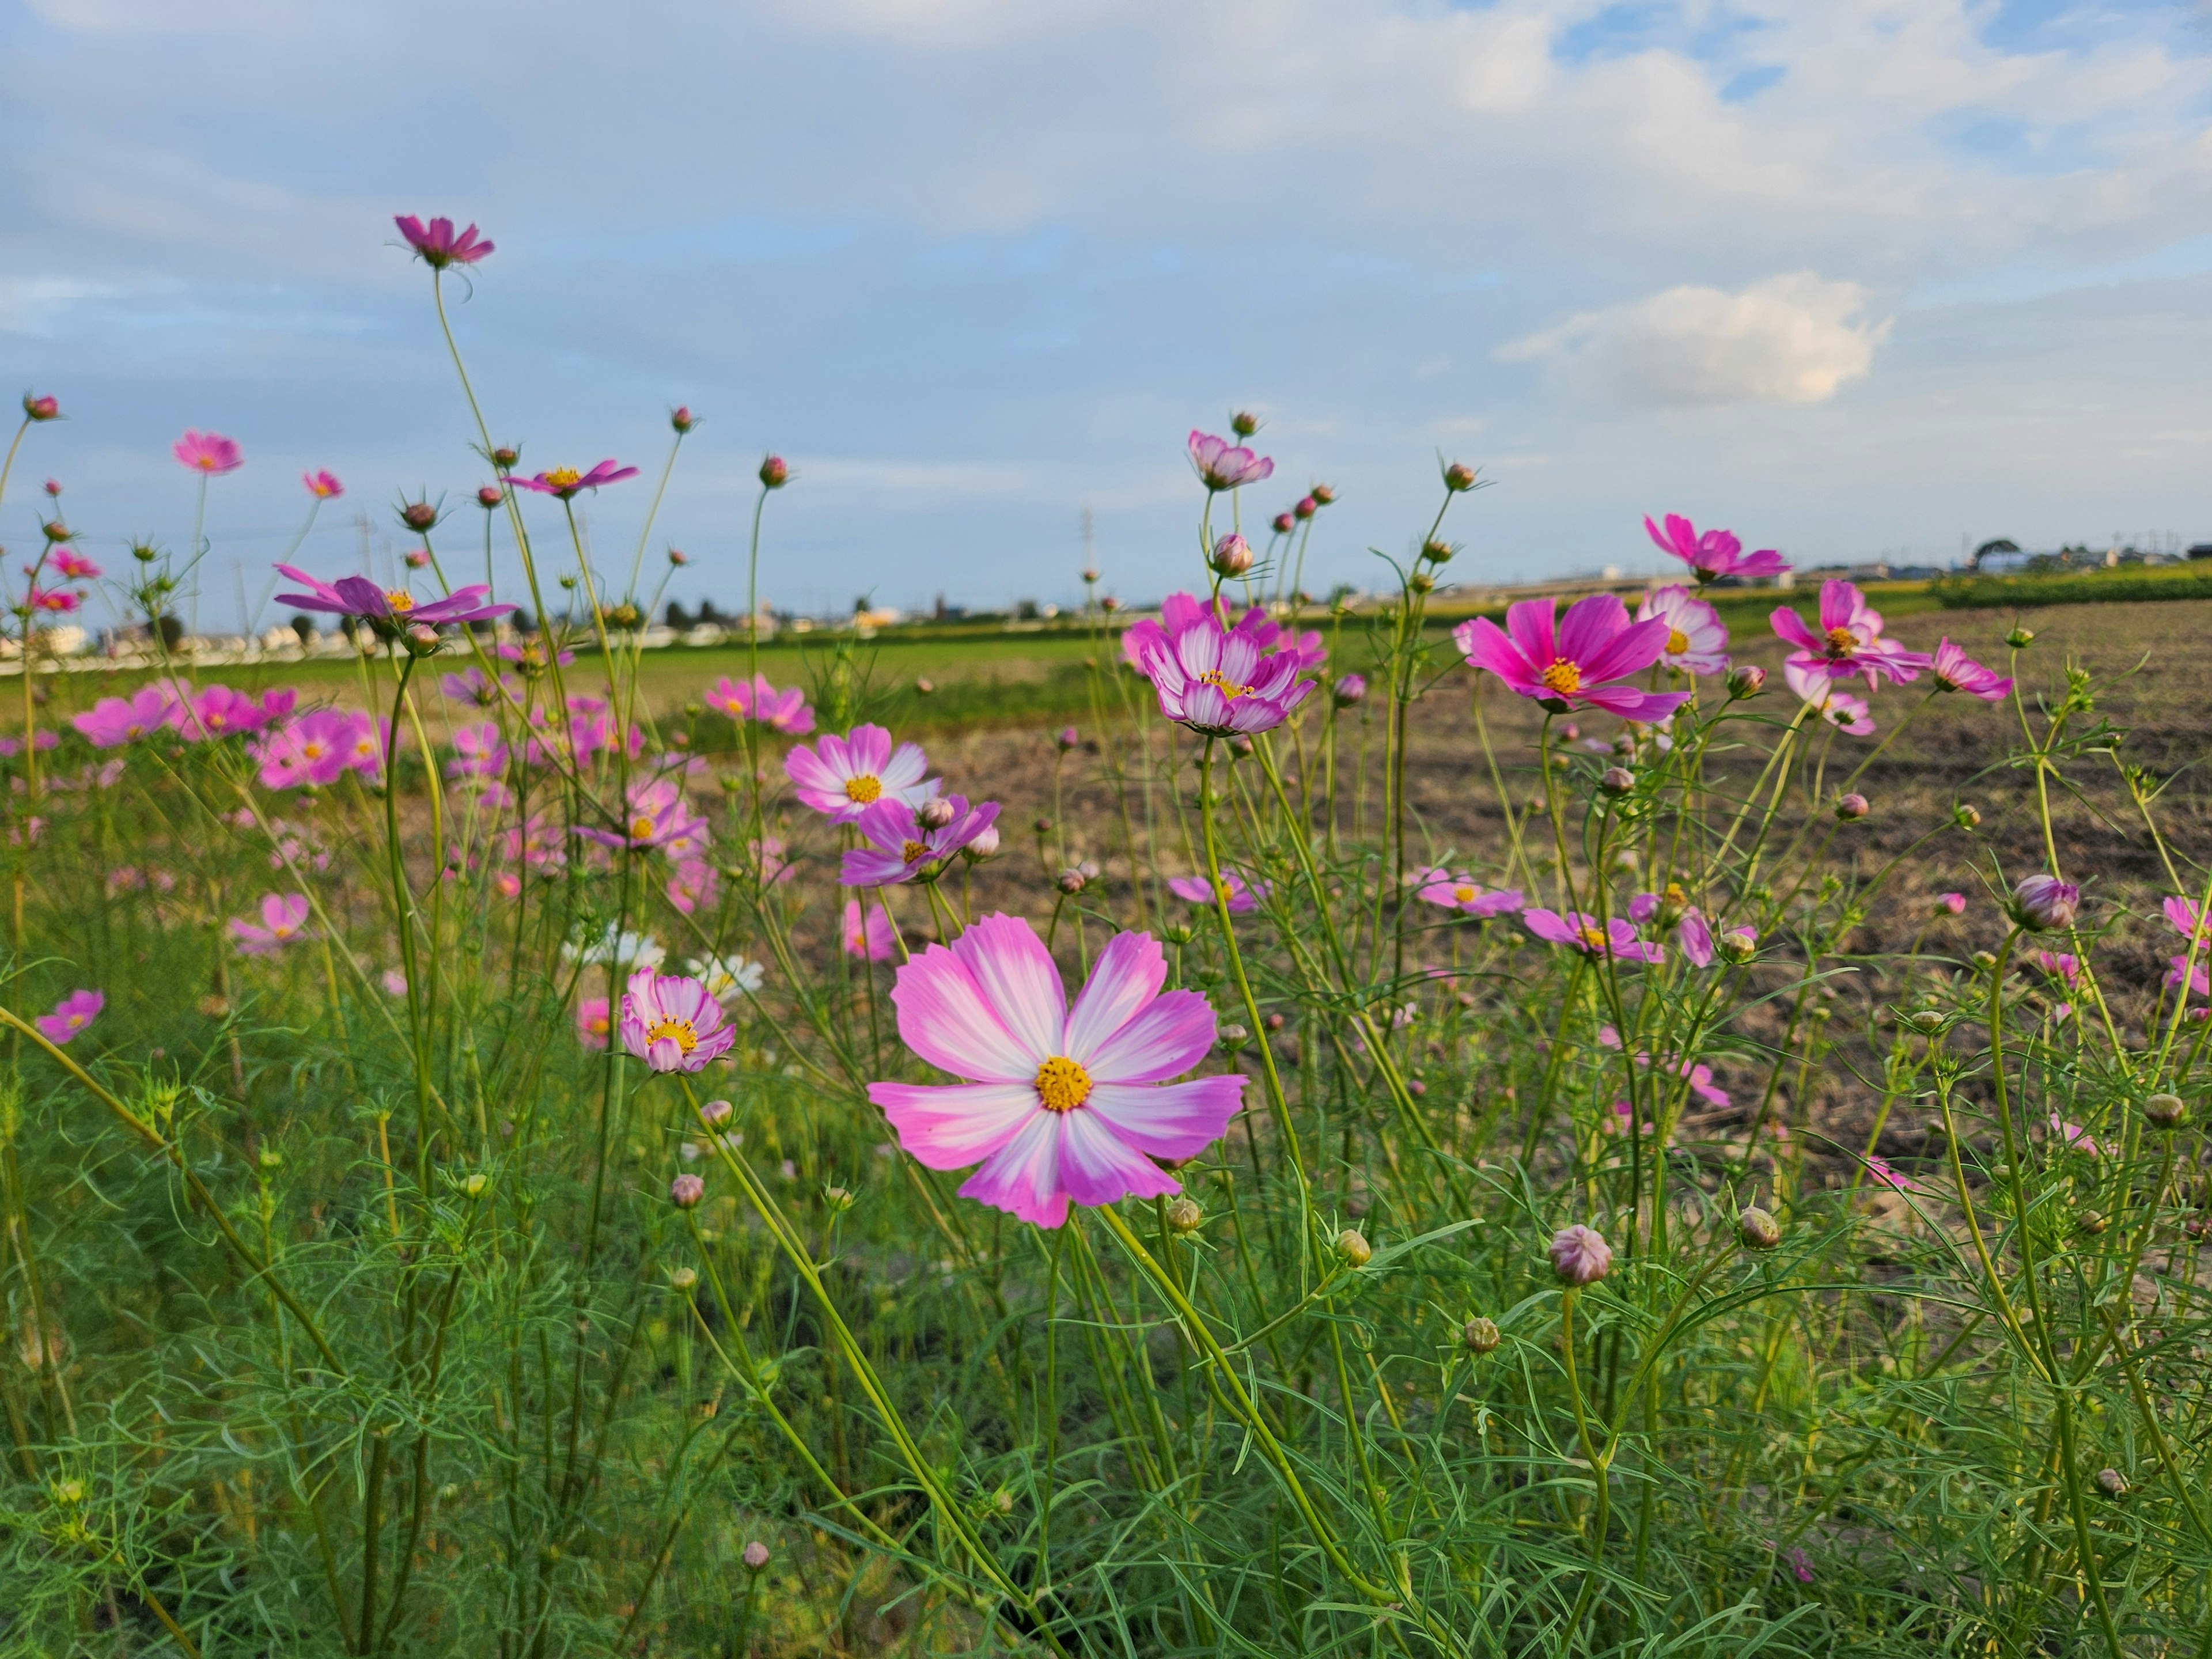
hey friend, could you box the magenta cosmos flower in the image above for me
[1455,594,1688,723]
[510,461,639,499]
[1628,888,1715,966]
[26,585,79,614]
[1634,585,1729,675]
[2163,896,2210,946]
[1187,430,1274,491]
[1930,638,2011,701]
[274,563,514,635]
[842,897,895,962]
[1415,869,1523,918]
[706,674,815,735]
[1523,908,1664,964]
[618,969,735,1073]
[172,684,279,741]
[36,989,103,1046]
[786,725,937,823]
[231,893,311,956]
[1643,513,1788,585]
[51,548,101,581]
[174,430,243,475]
[575,996,612,1050]
[395,214,494,269]
[1132,593,1316,737]
[73,685,179,747]
[1771,579,1929,687]
[842,796,1000,887]
[1166,873,1269,913]
[252,709,384,790]
[869,914,1244,1228]
[303,469,344,499]
[1783,660,1874,736]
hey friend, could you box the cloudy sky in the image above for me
[3,0,2209,628]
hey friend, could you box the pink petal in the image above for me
[1063,931,1167,1062]
[1084,1076,1243,1160]
[1082,988,1215,1083]
[1502,599,1558,668]
[1554,593,1629,668]
[889,944,1036,1081]
[1455,618,1534,686]
[948,913,1066,1060]
[1055,1108,1180,1208]
[959,1112,1069,1227]
[869,1081,1038,1169]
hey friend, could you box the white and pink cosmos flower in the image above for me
[1166,873,1270,913]
[842,796,1000,887]
[1783,661,1874,736]
[1643,513,1788,585]
[1131,593,1316,738]
[618,969,734,1073]
[707,674,815,735]
[230,893,312,956]
[868,914,1244,1228]
[1771,579,1930,687]
[1187,430,1274,492]
[1634,585,1729,676]
[786,725,938,823]
[1930,638,2012,701]
[1414,869,1523,918]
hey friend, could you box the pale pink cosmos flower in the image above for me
[1783,660,1874,736]
[1455,595,1688,723]
[1931,638,2010,700]
[1634,585,1729,675]
[1771,579,1930,687]
[1166,873,1270,913]
[395,215,494,269]
[842,897,895,962]
[2164,957,2208,999]
[230,893,311,956]
[73,685,180,748]
[446,721,507,779]
[173,430,243,475]
[2034,950,2080,988]
[1550,1224,1612,1284]
[666,858,719,916]
[2047,1113,2105,1156]
[1414,869,1523,918]
[303,470,344,500]
[706,674,815,735]
[1643,513,1789,585]
[619,969,736,1073]
[1187,430,1274,491]
[381,970,409,996]
[1627,889,1714,965]
[575,778,709,854]
[1523,908,1665,964]
[841,795,1000,887]
[868,914,1244,1229]
[36,989,103,1045]
[575,997,611,1050]
[786,725,937,823]
[1134,594,1317,737]
[2162,896,2210,946]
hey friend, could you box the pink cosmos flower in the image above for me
[1523,908,1665,964]
[786,725,937,823]
[274,564,514,635]
[1864,1155,1922,1195]
[619,969,735,1073]
[666,858,720,916]
[2162,896,2209,945]
[1132,593,1316,737]
[2034,950,2080,988]
[868,914,1244,1229]
[842,795,1000,887]
[50,548,101,580]
[381,969,409,997]
[73,685,180,747]
[1550,1224,1612,1284]
[395,215,494,269]
[2047,1113,2105,1156]
[2166,957,2210,999]
[230,893,311,956]
[1454,594,1688,723]
[173,431,243,475]
[440,665,501,706]
[1414,870,1523,918]
[1789,1549,1815,1584]
[1166,873,1270,913]
[497,637,574,671]
[706,674,815,735]
[253,709,384,790]
[842,897,895,961]
[1771,579,1930,687]
[303,470,344,500]
[1931,638,2010,700]
[172,684,276,741]
[1938,892,1967,915]
[1627,890,1715,965]
[575,778,709,853]
[1643,513,1788,585]
[576,997,611,1050]
[35,989,103,1046]
[1783,660,1875,736]
[510,461,640,500]
[1187,430,1274,491]
[1120,593,1285,672]
[26,585,79,613]
[1634,585,1729,675]
[447,721,507,779]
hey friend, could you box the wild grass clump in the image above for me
[1,221,2207,1658]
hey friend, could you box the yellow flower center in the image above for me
[386,590,416,613]
[1825,625,1856,653]
[1453,884,1476,903]
[646,1017,698,1054]
[1034,1055,1093,1112]
[1538,660,1582,695]
[67,1013,85,1028]
[545,467,582,489]
[1197,668,1255,699]
[631,816,657,840]
[900,839,930,863]
[1577,925,1608,952]
[844,774,882,804]
[301,741,325,759]
[1665,882,1687,907]
[1665,628,1689,655]
[1217,880,1236,902]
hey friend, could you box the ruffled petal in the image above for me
[1083,988,1215,1083]
[1063,931,1167,1063]
[1084,1076,1243,1160]
[948,913,1066,1062]
[959,1113,1069,1228]
[870,1080,1039,1169]
[888,942,1036,1081]
[1055,1108,1181,1209]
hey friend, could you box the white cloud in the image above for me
[1499,274,1893,407]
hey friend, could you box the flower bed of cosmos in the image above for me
[2,217,2209,1659]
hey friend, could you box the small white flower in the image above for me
[686,953,766,1004]
[563,925,665,970]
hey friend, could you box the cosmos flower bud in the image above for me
[41,519,70,543]
[1033,816,1054,834]
[2095,1468,2126,1497]
[1550,1224,1612,1285]
[1057,868,1088,895]
[1835,793,1869,821]
[2145,1093,2187,1129]
[1100,595,1120,612]
[1716,927,1758,964]
[823,1185,854,1212]
[1230,410,1260,438]
[398,499,440,532]
[1272,512,1296,534]
[1463,1316,1501,1353]
[671,405,698,434]
[1309,483,1336,505]
[23,393,60,421]
[1904,1009,1945,1033]
[491,446,520,469]
[2010,873,2079,931]
[963,824,1000,860]
[743,1540,770,1570]
[1738,1207,1781,1251]
[1165,1196,1202,1234]
[461,1172,490,1198]
[758,454,790,489]
[1937,892,1966,914]
[1296,494,1318,520]
[1335,1228,1372,1268]
[407,623,440,650]
[1442,461,1479,491]
[1954,803,1982,830]
[669,1173,706,1209]
[1421,539,1453,564]
[404,549,431,569]
[132,541,159,563]
[1973,949,1998,971]
[1408,571,1434,594]
[1332,673,1367,707]
[2078,1209,2108,1235]
[917,797,957,830]
[2006,626,2035,649]
[700,1098,734,1127]
[1599,766,1635,797]
[914,676,934,694]
[1081,566,1099,583]
[669,1267,698,1290]
[1056,726,1079,750]
[1211,533,1253,577]
[477,484,502,509]
[1726,664,1766,700]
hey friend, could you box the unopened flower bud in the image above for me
[476,484,502,509]
[404,548,431,568]
[2145,1093,2187,1130]
[963,824,1000,860]
[823,1185,854,1211]
[1954,803,1982,830]
[1218,1022,1248,1047]
[491,446,521,469]
[398,499,439,532]
[1101,596,1120,611]
[1057,868,1087,895]
[1408,571,1434,594]
[2006,626,2035,649]
[2010,873,2080,931]
[1717,927,1757,964]
[914,676,934,694]
[1333,672,1367,707]
[1442,461,1479,492]
[1296,494,1318,520]
[700,1099,734,1127]
[743,1540,770,1570]
[918,797,956,830]
[1905,1009,1945,1033]
[1550,1224,1612,1285]
[2078,1209,2108,1235]
[1056,726,1079,750]
[1310,483,1336,505]
[1835,793,1869,821]
[1463,1316,1501,1353]
[1738,1207,1781,1251]
[758,454,789,489]
[669,1173,705,1209]
[132,541,159,563]
[23,393,59,422]
[1420,538,1454,564]
[1336,1228,1372,1267]
[41,519,69,543]
[460,1172,489,1199]
[1600,766,1634,797]
[1165,1196,1202,1234]
[1973,950,1998,971]
[2094,1467,2126,1497]
[1230,410,1259,438]
[1081,566,1099,583]
[671,404,698,434]
[668,548,689,566]
[407,623,440,650]
[1272,512,1295,534]
[1211,533,1253,577]
[1726,664,1766,700]
[669,1266,698,1290]
[1033,816,1053,834]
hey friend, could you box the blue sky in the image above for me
[3,0,2209,629]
